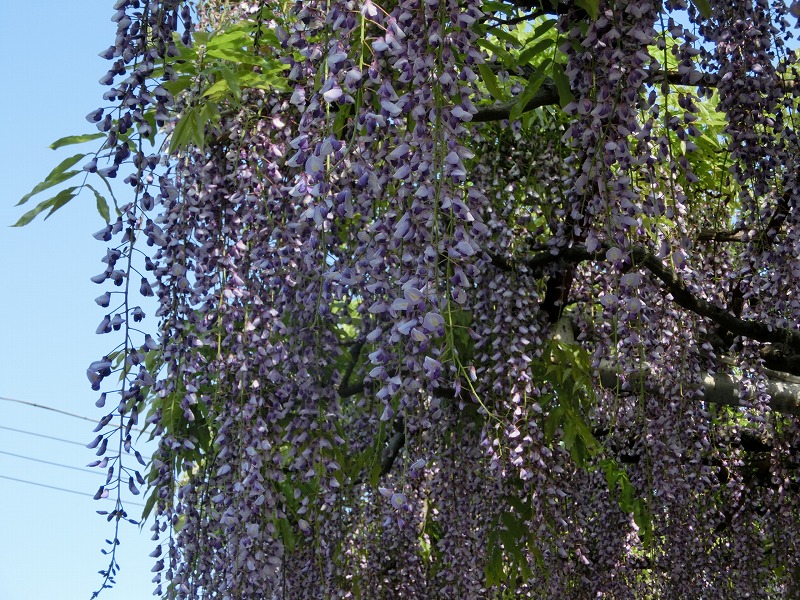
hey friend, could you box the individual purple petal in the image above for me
[93,414,114,432]
[83,158,98,173]
[390,492,407,510]
[380,99,402,117]
[322,86,343,103]
[423,311,444,332]
[451,105,472,121]
[140,277,154,297]
[95,292,112,307]
[86,108,104,122]
[606,247,623,262]
[423,356,442,379]
[143,335,158,351]
[92,225,113,241]
[380,405,394,421]
[96,315,111,334]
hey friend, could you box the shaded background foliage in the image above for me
[17,0,800,597]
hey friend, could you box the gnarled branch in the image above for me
[491,244,800,352]
[473,79,560,122]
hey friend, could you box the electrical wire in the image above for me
[0,474,146,507]
[0,395,97,424]
[0,394,147,433]
[0,448,103,476]
[0,424,87,447]
[0,425,152,461]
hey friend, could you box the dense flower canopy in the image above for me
[18,0,800,597]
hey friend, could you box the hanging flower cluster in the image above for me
[49,0,800,597]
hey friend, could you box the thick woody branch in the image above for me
[472,71,719,123]
[381,430,406,477]
[473,79,560,122]
[491,245,800,352]
[697,228,746,243]
[628,246,800,351]
[598,360,800,415]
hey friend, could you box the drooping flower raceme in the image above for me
[74,0,800,598]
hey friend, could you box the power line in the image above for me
[0,422,155,465]
[0,424,87,447]
[0,448,103,476]
[0,425,153,463]
[0,395,97,424]
[0,474,146,507]
[0,394,148,433]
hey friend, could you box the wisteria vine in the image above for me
[15,0,800,597]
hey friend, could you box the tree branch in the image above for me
[381,429,406,477]
[472,68,726,123]
[484,9,545,26]
[697,228,746,243]
[491,244,800,352]
[628,246,800,352]
[598,360,800,415]
[473,79,560,122]
[338,339,365,397]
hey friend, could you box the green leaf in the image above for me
[477,39,514,66]
[333,102,353,138]
[509,67,545,122]
[491,28,522,48]
[146,117,159,145]
[528,18,557,42]
[633,498,653,545]
[191,30,210,47]
[691,0,712,19]
[45,186,79,220]
[141,489,158,521]
[174,514,187,532]
[518,38,554,67]
[193,107,208,148]
[576,0,600,20]
[207,29,251,51]
[203,78,231,101]
[219,65,242,101]
[562,418,577,450]
[484,542,504,587]
[16,169,80,208]
[551,63,574,106]
[163,74,193,96]
[477,64,504,102]
[49,133,105,150]
[206,45,262,65]
[243,68,292,92]
[86,184,111,222]
[254,28,280,49]
[169,107,202,153]
[12,187,78,227]
[482,1,515,15]
[96,172,121,214]
[277,517,296,552]
[543,405,563,443]
[16,152,85,206]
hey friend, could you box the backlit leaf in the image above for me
[13,187,78,227]
[49,133,105,150]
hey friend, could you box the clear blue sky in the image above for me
[0,3,162,598]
